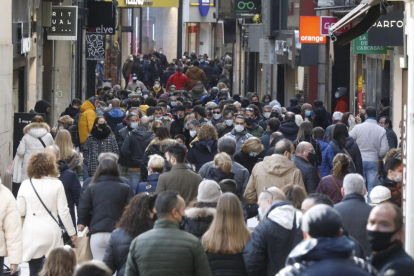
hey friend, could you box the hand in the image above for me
[350,116,356,123]
[71,235,77,244]
[77,224,85,232]
[355,116,361,124]
[10,264,18,275]
[51,127,57,133]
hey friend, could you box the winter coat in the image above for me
[125,219,212,276]
[190,87,207,101]
[150,116,171,131]
[246,123,264,138]
[77,175,133,234]
[117,126,132,167]
[335,193,373,256]
[378,106,390,119]
[156,164,202,204]
[170,117,185,138]
[83,132,119,177]
[166,71,190,90]
[121,126,154,168]
[371,242,414,276]
[294,156,320,194]
[244,155,304,204]
[184,207,216,239]
[126,80,146,92]
[324,123,337,143]
[136,174,160,194]
[259,131,274,157]
[122,59,134,78]
[67,124,81,148]
[140,143,165,182]
[60,106,80,121]
[104,228,136,276]
[329,138,363,175]
[16,122,54,181]
[17,177,76,262]
[334,96,349,113]
[349,119,389,162]
[0,182,22,264]
[186,66,207,88]
[206,252,247,276]
[373,176,402,207]
[187,140,218,172]
[205,167,235,184]
[199,159,250,200]
[58,161,81,227]
[224,129,253,153]
[216,124,233,138]
[279,236,375,276]
[313,106,330,130]
[386,127,398,149]
[278,120,299,141]
[63,150,82,176]
[316,174,344,204]
[104,109,126,133]
[293,135,323,167]
[162,67,176,87]
[243,202,301,276]
[315,138,335,178]
[234,151,259,174]
[78,99,97,144]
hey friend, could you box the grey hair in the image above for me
[343,173,365,195]
[274,139,293,155]
[45,145,60,158]
[217,136,237,156]
[296,141,312,154]
[188,119,200,127]
[98,152,119,164]
[263,105,272,110]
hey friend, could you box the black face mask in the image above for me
[152,213,158,223]
[307,152,316,164]
[98,123,108,129]
[367,229,399,252]
[179,215,187,230]
[245,117,254,126]
[270,112,279,118]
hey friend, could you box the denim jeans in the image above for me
[129,171,141,193]
[363,161,378,196]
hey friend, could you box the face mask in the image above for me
[130,122,139,129]
[130,58,134,61]
[270,112,279,118]
[264,99,270,103]
[213,114,222,120]
[179,214,187,230]
[307,152,316,164]
[245,117,254,126]
[263,112,271,119]
[225,119,234,126]
[170,101,176,106]
[249,152,258,157]
[234,125,244,133]
[190,130,197,137]
[335,93,340,98]
[159,51,163,54]
[155,84,160,88]
[58,125,63,130]
[400,128,402,134]
[100,61,104,64]
[140,58,143,62]
[143,95,148,99]
[258,207,264,221]
[98,123,107,129]
[348,120,352,127]
[367,229,399,252]
[132,77,137,81]
[305,110,312,117]
[136,90,141,94]
[291,154,296,162]
[394,172,402,182]
[96,107,100,112]
[154,117,162,121]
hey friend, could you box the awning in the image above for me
[328,0,386,46]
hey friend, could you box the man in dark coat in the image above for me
[162,63,176,87]
[335,173,373,256]
[294,142,320,194]
[286,98,299,112]
[378,97,390,119]
[278,112,299,141]
[170,105,186,138]
[367,203,414,276]
[260,118,280,157]
[378,116,398,149]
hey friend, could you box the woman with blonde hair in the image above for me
[234,137,264,174]
[39,246,77,276]
[206,152,235,183]
[187,123,218,172]
[55,129,82,174]
[136,154,165,193]
[316,153,350,204]
[149,120,164,133]
[202,193,250,276]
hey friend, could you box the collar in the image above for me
[170,163,189,171]
[372,242,403,264]
[366,117,377,121]
[154,219,180,229]
[295,156,309,164]
[342,193,365,203]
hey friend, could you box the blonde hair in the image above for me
[184,113,196,125]
[148,154,165,173]
[39,246,77,276]
[150,120,164,131]
[198,123,218,141]
[202,193,251,254]
[58,115,74,128]
[214,152,232,174]
[55,129,75,161]
[332,153,350,178]
[217,82,228,91]
[241,137,264,154]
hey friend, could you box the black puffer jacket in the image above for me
[140,143,166,182]
[234,151,259,174]
[293,135,323,167]
[120,126,155,168]
[279,120,299,141]
[184,207,216,239]
[58,161,81,228]
[187,140,218,172]
[329,137,363,175]
[294,156,320,194]
[206,167,235,183]
[206,252,248,276]
[77,175,133,234]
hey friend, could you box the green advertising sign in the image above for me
[234,0,260,18]
[353,33,388,54]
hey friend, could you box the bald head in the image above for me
[296,141,314,163]
[111,98,120,108]
[259,187,286,203]
[140,116,151,127]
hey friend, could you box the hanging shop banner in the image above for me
[105,0,179,8]
[86,33,106,60]
[299,16,326,43]
[87,2,116,35]
[48,6,78,40]
[353,33,388,54]
[368,12,404,47]
[320,16,351,36]
[234,0,261,18]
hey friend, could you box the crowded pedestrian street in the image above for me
[3,0,414,275]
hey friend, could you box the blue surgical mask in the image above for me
[264,99,270,103]
[155,84,160,88]
[335,93,340,98]
[159,51,163,54]
[170,101,176,106]
[140,58,143,62]
[305,110,312,117]
[132,77,137,81]
[258,208,264,220]
[225,119,234,126]
[154,117,162,121]
[130,122,138,129]
[249,152,258,157]
[185,124,188,130]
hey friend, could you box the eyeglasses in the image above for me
[305,149,316,154]
[263,187,273,200]
[245,107,254,112]
[213,112,221,114]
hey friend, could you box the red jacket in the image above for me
[334,96,349,113]
[166,72,190,91]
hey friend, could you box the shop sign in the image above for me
[368,12,404,47]
[299,16,326,43]
[86,33,106,60]
[353,33,388,54]
[320,16,351,36]
[234,0,260,18]
[48,6,78,40]
[105,0,179,8]
[199,0,210,16]
[87,2,116,35]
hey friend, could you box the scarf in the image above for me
[91,126,111,140]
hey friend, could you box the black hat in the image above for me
[193,105,205,116]
[172,105,186,112]
[34,100,51,114]
[302,205,342,238]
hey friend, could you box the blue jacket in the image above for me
[104,108,126,132]
[136,174,160,194]
[316,138,335,178]
[58,161,81,227]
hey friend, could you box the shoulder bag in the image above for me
[330,175,342,194]
[341,147,357,172]
[30,179,75,248]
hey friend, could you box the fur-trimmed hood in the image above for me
[185,207,216,219]
[23,122,50,137]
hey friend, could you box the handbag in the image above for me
[75,228,93,264]
[6,159,14,175]
[3,264,21,276]
[29,179,75,248]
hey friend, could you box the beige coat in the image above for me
[243,154,305,204]
[185,66,207,87]
[0,182,22,264]
[17,177,76,262]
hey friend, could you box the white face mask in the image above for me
[234,125,244,132]
[263,112,271,119]
[394,172,402,182]
[100,61,104,64]
[143,95,148,99]
[130,58,134,61]
[213,114,222,120]
[258,207,264,221]
[190,130,197,137]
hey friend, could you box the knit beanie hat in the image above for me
[197,180,222,203]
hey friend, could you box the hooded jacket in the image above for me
[186,66,207,88]
[16,122,54,181]
[243,155,304,204]
[279,120,299,141]
[104,108,126,132]
[243,202,301,276]
[58,160,81,227]
[329,137,363,175]
[162,67,176,87]
[30,100,50,114]
[78,99,97,144]
[190,87,207,101]
[184,207,216,239]
[166,71,190,90]
[313,106,330,130]
[334,87,349,113]
[373,176,402,207]
[121,126,155,168]
[316,138,335,178]
[187,140,218,172]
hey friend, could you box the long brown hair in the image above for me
[39,246,77,276]
[202,193,251,254]
[91,159,120,184]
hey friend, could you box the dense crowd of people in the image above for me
[1,50,413,276]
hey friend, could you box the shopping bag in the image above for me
[75,227,93,264]
[3,264,21,276]
[6,159,15,175]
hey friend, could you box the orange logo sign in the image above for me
[300,16,326,44]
